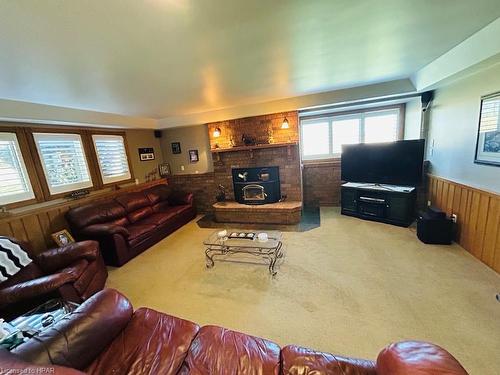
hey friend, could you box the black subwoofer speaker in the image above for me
[417,207,453,245]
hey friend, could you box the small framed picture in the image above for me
[474,91,500,166]
[51,229,75,247]
[158,162,171,177]
[189,149,199,163]
[138,147,155,161]
[171,142,181,154]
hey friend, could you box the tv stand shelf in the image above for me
[341,182,416,227]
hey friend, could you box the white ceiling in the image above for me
[0,1,499,124]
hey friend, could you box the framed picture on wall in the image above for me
[171,142,181,154]
[158,163,171,177]
[474,91,500,166]
[188,149,199,163]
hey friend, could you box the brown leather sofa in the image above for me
[3,289,469,374]
[0,239,107,320]
[66,184,196,267]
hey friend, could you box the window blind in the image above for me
[92,135,131,184]
[0,133,35,205]
[33,133,93,194]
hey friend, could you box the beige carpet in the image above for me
[106,208,500,375]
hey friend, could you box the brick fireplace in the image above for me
[166,111,302,223]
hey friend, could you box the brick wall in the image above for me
[303,161,342,206]
[167,173,216,213]
[207,111,298,149]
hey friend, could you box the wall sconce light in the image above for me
[213,127,221,137]
[281,118,289,129]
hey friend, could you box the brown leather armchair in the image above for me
[0,239,107,320]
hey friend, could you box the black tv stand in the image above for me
[355,183,397,191]
[341,182,416,227]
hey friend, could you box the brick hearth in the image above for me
[213,201,302,224]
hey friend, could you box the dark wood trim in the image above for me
[25,127,99,201]
[88,130,136,188]
[0,127,44,209]
[0,122,140,205]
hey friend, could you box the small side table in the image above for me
[0,299,79,350]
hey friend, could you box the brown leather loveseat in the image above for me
[3,289,469,374]
[66,184,195,266]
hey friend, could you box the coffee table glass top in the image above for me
[204,230,282,249]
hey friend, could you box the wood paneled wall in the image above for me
[428,175,499,273]
[0,180,167,255]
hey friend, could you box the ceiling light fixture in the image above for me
[281,118,289,129]
[213,127,221,137]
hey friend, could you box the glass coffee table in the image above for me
[204,230,283,276]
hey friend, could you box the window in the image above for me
[33,133,93,194]
[301,120,330,158]
[0,132,35,205]
[92,134,131,184]
[300,107,402,159]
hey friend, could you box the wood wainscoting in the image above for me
[427,175,499,273]
[0,179,167,255]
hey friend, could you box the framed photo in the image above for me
[138,147,155,161]
[171,142,181,154]
[158,162,171,177]
[51,229,75,247]
[188,149,199,163]
[474,91,500,166]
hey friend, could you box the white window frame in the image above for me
[33,132,93,195]
[0,132,35,205]
[92,134,131,184]
[300,107,402,160]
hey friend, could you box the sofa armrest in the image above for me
[376,341,468,375]
[0,349,84,375]
[169,191,194,206]
[37,240,99,273]
[13,289,133,371]
[0,273,75,308]
[80,224,130,239]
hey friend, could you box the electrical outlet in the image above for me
[451,214,458,223]
[427,200,431,207]
[180,165,185,171]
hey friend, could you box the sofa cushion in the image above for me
[160,205,193,216]
[178,325,281,375]
[128,206,154,223]
[126,223,157,241]
[376,341,468,375]
[138,212,177,227]
[58,259,88,283]
[153,201,171,212]
[66,200,127,230]
[281,345,377,375]
[87,308,199,375]
[115,192,151,213]
[144,184,170,205]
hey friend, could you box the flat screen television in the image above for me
[341,139,425,186]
